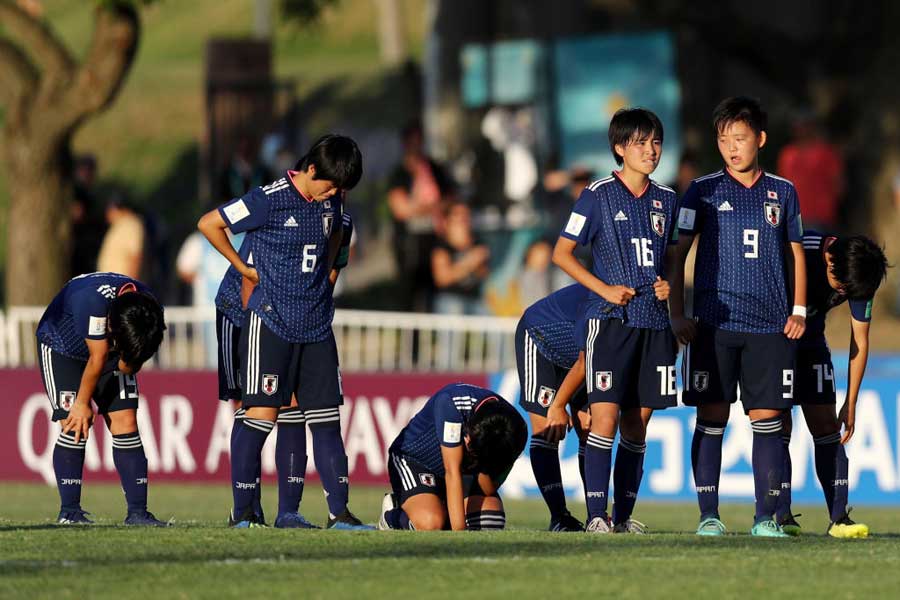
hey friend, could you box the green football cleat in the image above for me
[777,513,802,537]
[750,519,790,538]
[696,517,727,536]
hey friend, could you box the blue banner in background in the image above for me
[493,354,900,505]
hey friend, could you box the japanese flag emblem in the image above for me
[767,190,778,200]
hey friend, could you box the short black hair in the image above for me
[827,235,889,300]
[608,108,664,166]
[712,96,767,135]
[108,292,166,368]
[466,397,528,479]
[294,134,363,190]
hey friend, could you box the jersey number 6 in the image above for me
[302,244,317,273]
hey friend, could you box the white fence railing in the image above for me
[2,306,519,373]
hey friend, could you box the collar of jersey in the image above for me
[723,167,764,189]
[611,170,651,198]
[286,170,315,202]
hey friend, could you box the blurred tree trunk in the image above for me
[375,0,406,66]
[0,1,140,305]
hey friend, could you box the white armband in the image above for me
[792,305,807,318]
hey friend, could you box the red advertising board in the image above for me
[3,369,487,485]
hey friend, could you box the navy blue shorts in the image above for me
[584,319,677,410]
[37,341,139,421]
[682,325,796,411]
[515,322,588,417]
[239,312,343,413]
[387,452,491,506]
[216,310,242,402]
[793,344,836,406]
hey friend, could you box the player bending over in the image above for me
[200,135,371,529]
[775,232,888,538]
[553,108,679,533]
[36,272,166,526]
[516,283,591,531]
[667,97,807,538]
[379,383,527,531]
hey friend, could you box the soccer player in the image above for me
[667,97,807,538]
[199,135,371,529]
[216,214,355,528]
[36,272,167,525]
[516,283,591,531]
[553,108,679,534]
[775,232,887,538]
[379,383,527,531]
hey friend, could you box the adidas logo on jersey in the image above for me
[284,216,299,227]
[718,201,733,211]
[614,210,628,221]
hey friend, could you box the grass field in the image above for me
[2,483,899,599]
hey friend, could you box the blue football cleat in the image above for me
[124,510,169,527]
[327,509,375,530]
[750,519,790,538]
[229,508,267,529]
[274,512,320,529]
[57,508,93,525]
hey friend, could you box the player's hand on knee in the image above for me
[783,315,805,339]
[603,285,636,306]
[63,402,93,443]
[669,315,697,345]
[545,405,569,443]
[653,276,670,301]
[838,402,856,444]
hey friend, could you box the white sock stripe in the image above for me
[619,438,647,453]
[233,408,246,420]
[781,435,792,444]
[814,432,842,445]
[112,440,144,449]
[530,438,559,450]
[696,424,725,435]
[55,438,87,450]
[587,433,614,449]
[305,416,341,425]
[303,407,340,415]
[277,411,306,424]
[751,420,783,433]
[244,418,275,433]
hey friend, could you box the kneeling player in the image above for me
[775,232,887,538]
[36,272,167,525]
[379,383,527,531]
[516,283,590,531]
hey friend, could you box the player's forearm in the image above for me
[552,241,609,297]
[198,211,247,273]
[790,242,807,308]
[75,355,104,407]
[665,244,688,318]
[553,353,585,411]
[444,470,466,531]
[846,328,869,406]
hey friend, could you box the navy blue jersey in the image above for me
[390,383,505,477]
[215,212,354,327]
[218,174,343,343]
[36,273,154,361]
[801,230,872,348]
[678,170,804,334]
[560,173,677,330]
[519,284,590,368]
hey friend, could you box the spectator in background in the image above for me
[536,165,594,290]
[388,121,453,311]
[70,154,106,277]
[220,135,271,201]
[177,213,245,367]
[518,240,553,309]
[431,201,489,316]
[777,113,845,231]
[97,193,144,279]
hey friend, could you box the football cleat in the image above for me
[57,508,93,525]
[274,512,319,529]
[229,508,267,529]
[549,511,584,532]
[586,516,612,533]
[750,519,790,538]
[777,513,802,537]
[327,508,375,530]
[828,509,869,539]
[613,518,647,534]
[378,493,399,531]
[696,517,727,536]
[124,510,169,527]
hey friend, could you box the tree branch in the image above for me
[0,1,75,82]
[0,37,39,111]
[66,3,139,120]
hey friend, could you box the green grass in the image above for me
[2,483,899,599]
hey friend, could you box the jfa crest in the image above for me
[322,213,334,236]
[692,371,709,393]
[59,391,76,411]
[419,473,436,487]
[650,211,666,237]
[764,202,781,227]
[262,374,279,396]
[538,386,556,408]
[596,371,612,392]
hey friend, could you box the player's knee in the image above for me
[698,403,730,422]
[804,407,839,437]
[410,511,445,531]
[618,411,646,442]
